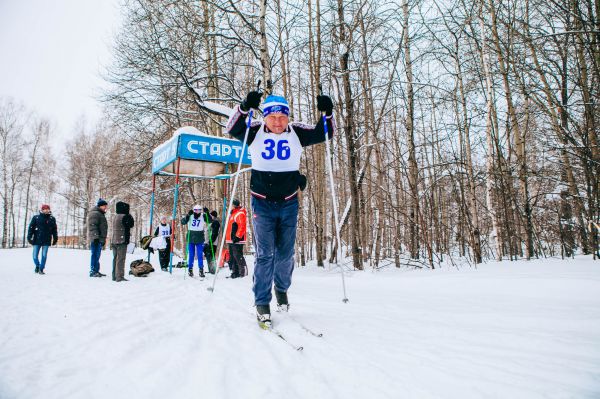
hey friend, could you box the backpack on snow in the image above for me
[129,259,154,277]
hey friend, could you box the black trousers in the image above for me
[228,243,247,277]
[158,247,170,269]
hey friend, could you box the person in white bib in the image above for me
[154,216,172,271]
[226,92,335,325]
[180,204,208,277]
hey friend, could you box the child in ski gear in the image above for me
[227,91,335,324]
[27,204,58,274]
[181,204,207,277]
[203,210,220,274]
[111,201,135,282]
[87,199,109,277]
[154,216,172,271]
[225,199,248,278]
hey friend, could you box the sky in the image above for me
[0,0,122,147]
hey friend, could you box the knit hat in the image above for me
[262,95,289,117]
[97,199,108,207]
[41,204,50,211]
[232,199,240,207]
[193,204,202,212]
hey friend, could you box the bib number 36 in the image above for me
[262,139,290,160]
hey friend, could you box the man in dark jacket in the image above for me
[27,204,58,274]
[111,201,135,282]
[226,91,334,325]
[87,199,109,277]
[181,204,207,278]
[203,210,220,274]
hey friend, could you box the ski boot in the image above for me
[275,290,289,312]
[256,305,272,329]
[188,269,194,277]
[199,269,205,278]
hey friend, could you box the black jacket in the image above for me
[181,213,207,244]
[226,105,334,200]
[209,218,220,244]
[27,213,58,246]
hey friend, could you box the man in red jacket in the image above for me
[225,199,247,278]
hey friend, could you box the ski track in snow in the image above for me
[1,248,600,399]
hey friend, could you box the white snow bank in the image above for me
[1,249,599,399]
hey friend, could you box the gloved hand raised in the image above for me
[317,95,333,116]
[240,91,263,112]
[188,209,194,216]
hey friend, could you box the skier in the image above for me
[87,199,109,277]
[111,201,135,282]
[204,210,220,274]
[226,91,334,326]
[181,205,207,278]
[224,199,248,279]
[154,216,172,271]
[27,204,58,274]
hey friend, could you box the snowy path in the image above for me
[1,248,599,399]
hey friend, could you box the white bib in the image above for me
[188,216,206,231]
[158,224,171,237]
[248,125,303,172]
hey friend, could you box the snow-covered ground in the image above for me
[1,248,599,399]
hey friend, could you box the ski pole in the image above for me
[208,80,261,292]
[320,84,349,303]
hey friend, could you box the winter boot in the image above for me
[97,271,106,277]
[38,269,46,275]
[199,269,205,278]
[275,290,289,312]
[256,305,271,328]
[34,267,39,274]
[188,269,194,277]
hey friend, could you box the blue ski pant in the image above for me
[32,245,49,271]
[90,241,103,275]
[188,243,204,270]
[251,196,298,306]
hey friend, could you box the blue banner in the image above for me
[152,136,178,174]
[177,134,251,166]
[152,132,251,174]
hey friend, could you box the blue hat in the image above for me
[97,198,108,207]
[262,95,289,117]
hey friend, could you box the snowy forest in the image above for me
[1,0,599,269]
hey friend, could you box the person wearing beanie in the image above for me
[111,201,135,282]
[226,89,335,326]
[154,216,172,271]
[181,204,208,278]
[224,199,248,279]
[87,199,109,277]
[27,204,58,274]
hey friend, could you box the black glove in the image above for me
[27,239,34,245]
[52,238,57,246]
[298,174,307,191]
[317,95,333,116]
[188,209,194,216]
[232,236,241,243]
[240,91,263,112]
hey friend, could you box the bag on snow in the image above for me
[129,259,154,277]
